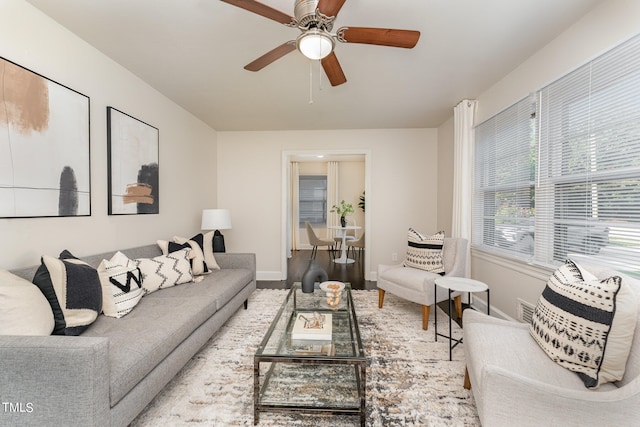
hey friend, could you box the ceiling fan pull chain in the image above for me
[309,60,314,104]
[318,59,324,91]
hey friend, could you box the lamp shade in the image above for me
[296,29,334,60]
[201,209,232,230]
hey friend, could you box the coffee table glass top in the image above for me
[255,282,365,359]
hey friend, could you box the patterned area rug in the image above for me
[130,289,480,426]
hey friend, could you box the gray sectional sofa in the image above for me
[0,244,256,427]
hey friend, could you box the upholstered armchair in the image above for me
[377,237,468,330]
[463,264,640,426]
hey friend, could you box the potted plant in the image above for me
[330,200,354,227]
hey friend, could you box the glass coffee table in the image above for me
[254,282,366,426]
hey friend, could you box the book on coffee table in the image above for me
[293,342,335,356]
[291,312,332,341]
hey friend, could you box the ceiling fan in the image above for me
[220,0,421,86]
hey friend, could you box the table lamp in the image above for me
[201,209,232,252]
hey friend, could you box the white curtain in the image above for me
[290,162,300,251]
[326,161,339,239]
[452,99,477,277]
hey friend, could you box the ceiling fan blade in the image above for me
[321,52,347,86]
[221,0,294,25]
[338,27,420,48]
[244,42,296,71]
[317,0,347,17]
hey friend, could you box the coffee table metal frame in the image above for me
[254,283,366,426]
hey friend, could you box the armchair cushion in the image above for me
[403,229,445,274]
[530,259,637,388]
[379,265,439,293]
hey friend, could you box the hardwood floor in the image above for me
[257,248,376,290]
[256,249,463,326]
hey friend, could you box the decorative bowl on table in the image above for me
[320,281,345,293]
[320,281,345,308]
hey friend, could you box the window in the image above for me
[299,175,327,226]
[473,97,536,259]
[473,34,640,275]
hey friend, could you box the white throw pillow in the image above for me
[158,238,208,275]
[0,269,54,335]
[97,251,144,318]
[135,248,193,294]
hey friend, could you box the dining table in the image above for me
[329,225,362,264]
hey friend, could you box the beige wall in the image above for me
[0,0,217,269]
[436,116,454,235]
[436,0,640,319]
[217,129,438,280]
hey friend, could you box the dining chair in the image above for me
[346,231,364,258]
[305,222,335,259]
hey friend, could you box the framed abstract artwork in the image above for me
[0,57,91,218]
[107,107,159,215]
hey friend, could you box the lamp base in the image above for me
[213,230,226,253]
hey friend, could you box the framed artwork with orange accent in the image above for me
[107,107,159,215]
[0,56,90,218]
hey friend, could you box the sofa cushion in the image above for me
[135,248,193,294]
[32,251,102,336]
[97,252,144,318]
[403,229,445,274]
[83,291,218,406]
[150,268,253,310]
[0,269,55,335]
[530,259,637,388]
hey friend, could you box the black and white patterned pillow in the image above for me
[403,229,445,274]
[135,248,193,294]
[530,259,637,388]
[158,238,208,275]
[174,233,220,271]
[32,250,102,336]
[97,251,144,318]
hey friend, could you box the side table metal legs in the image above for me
[434,283,490,361]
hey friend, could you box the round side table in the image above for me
[434,277,490,361]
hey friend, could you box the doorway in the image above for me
[281,150,371,283]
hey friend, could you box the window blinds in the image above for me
[474,33,640,275]
[537,34,640,273]
[473,97,536,259]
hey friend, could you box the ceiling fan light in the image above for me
[297,29,334,60]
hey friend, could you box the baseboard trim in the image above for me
[470,297,515,322]
[257,271,285,281]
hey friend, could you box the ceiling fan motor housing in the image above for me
[294,0,319,27]
[294,0,334,31]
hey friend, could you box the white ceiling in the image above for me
[26,0,603,131]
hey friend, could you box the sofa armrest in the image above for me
[480,364,640,426]
[213,253,256,278]
[0,335,110,427]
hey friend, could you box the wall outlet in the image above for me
[391,253,398,262]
